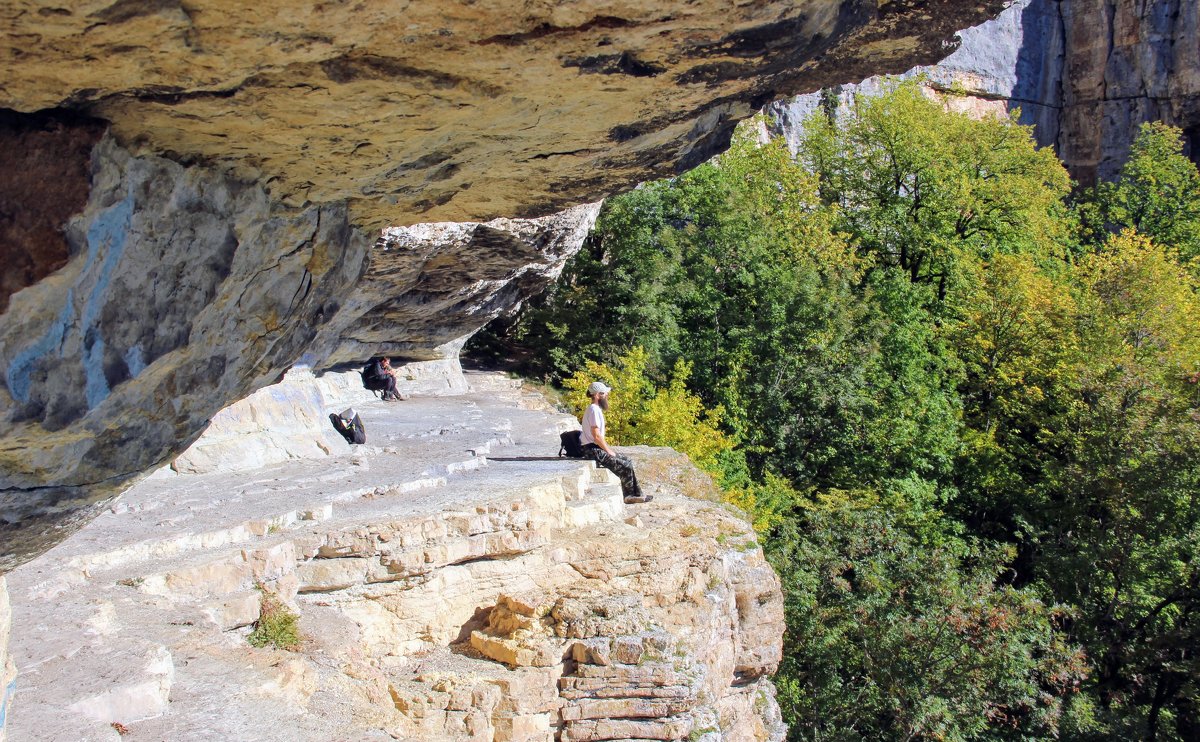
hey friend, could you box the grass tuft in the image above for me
[247,588,301,651]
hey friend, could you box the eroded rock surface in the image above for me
[0,0,1012,573]
[321,203,602,366]
[0,137,368,572]
[5,373,784,741]
[0,140,598,572]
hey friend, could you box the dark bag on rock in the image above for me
[330,412,367,445]
[559,430,584,458]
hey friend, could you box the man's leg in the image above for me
[587,447,648,502]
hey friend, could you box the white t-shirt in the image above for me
[580,403,605,446]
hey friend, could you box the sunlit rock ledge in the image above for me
[4,371,785,741]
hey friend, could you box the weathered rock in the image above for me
[0,577,14,742]
[0,151,596,572]
[0,111,106,315]
[0,137,368,572]
[169,366,345,475]
[65,643,175,726]
[1056,0,1200,184]
[1,1,1006,229]
[321,204,603,366]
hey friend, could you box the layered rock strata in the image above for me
[4,374,784,741]
[769,0,1200,184]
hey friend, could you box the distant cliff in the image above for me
[769,0,1200,186]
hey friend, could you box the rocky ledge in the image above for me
[2,372,784,741]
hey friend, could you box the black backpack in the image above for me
[559,430,584,458]
[330,413,367,445]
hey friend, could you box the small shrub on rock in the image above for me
[247,589,300,651]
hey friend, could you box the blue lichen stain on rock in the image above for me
[124,344,146,378]
[81,192,134,329]
[79,192,135,409]
[6,290,74,404]
[83,335,108,409]
[4,191,134,410]
[0,677,14,734]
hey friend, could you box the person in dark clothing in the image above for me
[362,356,403,400]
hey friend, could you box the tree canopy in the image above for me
[468,80,1200,740]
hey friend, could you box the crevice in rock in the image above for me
[0,108,106,315]
[562,51,666,78]
[526,148,600,161]
[319,54,505,98]
[476,15,637,47]
[88,0,189,26]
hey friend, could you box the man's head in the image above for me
[587,381,611,410]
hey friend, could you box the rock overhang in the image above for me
[2,0,1007,230]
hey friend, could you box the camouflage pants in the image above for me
[583,445,641,499]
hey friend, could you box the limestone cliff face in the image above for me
[1056,0,1200,184]
[769,0,1200,185]
[0,1,1010,572]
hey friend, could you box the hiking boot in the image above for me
[624,493,653,504]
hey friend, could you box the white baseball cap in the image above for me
[587,381,611,394]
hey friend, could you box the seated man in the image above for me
[580,381,651,504]
[361,356,402,401]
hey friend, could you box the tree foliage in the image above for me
[772,495,1087,741]
[1079,122,1200,273]
[468,81,1200,740]
[798,79,1071,307]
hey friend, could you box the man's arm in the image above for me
[590,424,613,456]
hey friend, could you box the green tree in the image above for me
[798,79,1072,308]
[1036,232,1200,740]
[950,252,1078,541]
[1079,122,1200,273]
[769,494,1087,741]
